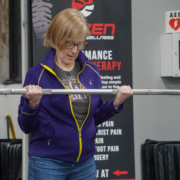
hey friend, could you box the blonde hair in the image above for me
[44,8,91,49]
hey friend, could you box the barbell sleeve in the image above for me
[132,89,180,95]
[1,89,180,95]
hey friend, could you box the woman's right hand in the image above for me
[22,85,42,108]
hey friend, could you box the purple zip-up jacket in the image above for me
[18,48,124,163]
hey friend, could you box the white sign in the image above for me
[165,11,180,33]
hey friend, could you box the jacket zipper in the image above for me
[75,61,91,162]
[41,62,91,162]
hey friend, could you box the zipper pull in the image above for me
[48,139,50,146]
[79,130,81,137]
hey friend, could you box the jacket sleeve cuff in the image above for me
[108,98,124,114]
[21,99,39,115]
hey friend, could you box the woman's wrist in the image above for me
[28,100,39,108]
[113,99,123,109]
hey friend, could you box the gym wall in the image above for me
[0,1,180,180]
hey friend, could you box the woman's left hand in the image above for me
[113,85,133,109]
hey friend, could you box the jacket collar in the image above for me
[41,48,88,70]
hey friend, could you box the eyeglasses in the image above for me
[65,41,87,50]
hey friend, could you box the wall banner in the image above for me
[32,0,135,179]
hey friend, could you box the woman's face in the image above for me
[56,35,86,67]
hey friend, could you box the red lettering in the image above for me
[107,61,112,70]
[117,61,121,70]
[88,24,92,28]
[90,61,121,71]
[103,24,115,35]
[112,61,116,70]
[88,23,116,35]
[92,24,103,35]
[102,61,106,70]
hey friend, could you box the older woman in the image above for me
[18,8,132,180]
